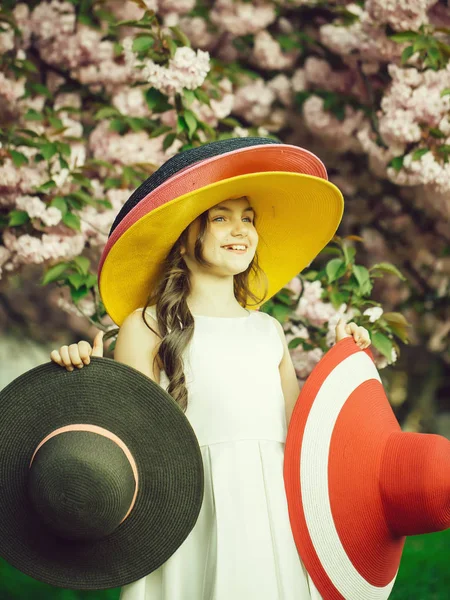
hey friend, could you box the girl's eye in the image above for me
[212,217,253,223]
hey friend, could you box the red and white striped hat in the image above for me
[284,336,450,600]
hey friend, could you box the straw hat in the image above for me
[98,137,344,325]
[0,357,204,590]
[284,337,450,600]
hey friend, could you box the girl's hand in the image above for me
[335,318,371,350]
[50,330,104,372]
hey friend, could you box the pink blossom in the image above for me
[290,347,324,379]
[365,0,437,33]
[158,0,195,15]
[179,17,215,50]
[233,78,275,124]
[3,230,85,265]
[285,276,302,297]
[267,74,293,108]
[285,324,309,346]
[0,73,26,106]
[363,306,384,322]
[210,0,276,36]
[0,22,15,54]
[57,295,97,318]
[251,31,297,71]
[123,39,210,95]
[112,87,150,117]
[320,7,405,63]
[302,96,367,154]
[29,0,76,43]
[89,121,181,167]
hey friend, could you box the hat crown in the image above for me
[28,431,135,541]
[380,431,450,537]
[109,136,279,236]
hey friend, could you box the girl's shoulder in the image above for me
[132,305,157,319]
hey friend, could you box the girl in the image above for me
[50,140,370,600]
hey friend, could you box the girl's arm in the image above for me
[114,309,161,384]
[272,317,301,428]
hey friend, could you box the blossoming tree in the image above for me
[0,0,448,399]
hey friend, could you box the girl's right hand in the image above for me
[50,330,105,371]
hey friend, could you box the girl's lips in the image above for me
[222,247,248,255]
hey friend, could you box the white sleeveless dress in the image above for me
[120,306,322,600]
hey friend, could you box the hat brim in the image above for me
[99,143,328,272]
[0,358,204,590]
[99,172,344,326]
[284,337,405,600]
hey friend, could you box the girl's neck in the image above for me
[187,300,248,318]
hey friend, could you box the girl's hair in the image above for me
[141,202,269,412]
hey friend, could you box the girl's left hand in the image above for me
[335,318,371,350]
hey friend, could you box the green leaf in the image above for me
[388,156,404,172]
[193,88,211,106]
[342,245,356,265]
[412,148,429,160]
[132,35,155,53]
[389,31,418,43]
[429,127,445,139]
[70,173,93,188]
[401,45,415,64]
[440,88,450,97]
[381,311,411,343]
[50,196,68,216]
[35,179,57,193]
[85,273,98,288]
[48,116,64,130]
[176,114,187,134]
[352,265,371,295]
[68,273,86,290]
[41,262,71,286]
[70,286,90,303]
[58,142,71,157]
[24,109,43,121]
[272,303,292,324]
[163,132,177,150]
[326,258,346,283]
[183,109,197,137]
[277,34,301,51]
[369,262,407,281]
[29,83,52,98]
[170,25,191,48]
[329,290,349,310]
[144,87,172,113]
[109,118,128,134]
[73,256,90,275]
[412,37,429,53]
[8,210,30,226]
[183,89,195,106]
[371,332,393,361]
[62,212,81,231]
[41,142,58,160]
[104,177,122,189]
[95,106,121,119]
[10,150,29,167]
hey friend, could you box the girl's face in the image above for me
[181,197,258,276]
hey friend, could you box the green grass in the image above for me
[390,529,450,600]
[0,529,448,599]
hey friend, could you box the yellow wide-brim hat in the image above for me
[98,138,344,326]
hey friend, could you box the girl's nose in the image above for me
[231,221,248,235]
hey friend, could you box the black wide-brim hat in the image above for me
[0,358,204,590]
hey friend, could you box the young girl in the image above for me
[50,141,370,599]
